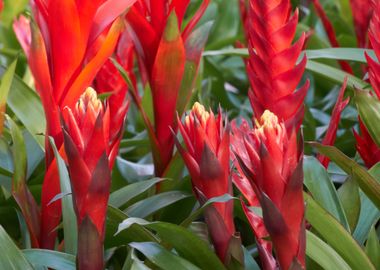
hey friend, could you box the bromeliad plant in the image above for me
[1,1,380,270]
[12,0,136,249]
[174,102,241,266]
[62,87,126,270]
[126,0,211,177]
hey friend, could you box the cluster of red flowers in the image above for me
[8,0,380,269]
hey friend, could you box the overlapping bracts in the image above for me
[233,111,305,270]
[13,0,135,249]
[62,88,125,270]
[127,0,210,176]
[175,103,240,265]
[246,0,309,133]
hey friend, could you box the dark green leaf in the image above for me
[130,242,201,270]
[109,178,165,208]
[338,177,361,232]
[125,191,191,218]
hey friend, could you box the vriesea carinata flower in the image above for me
[175,103,242,265]
[233,111,305,270]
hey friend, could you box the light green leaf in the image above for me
[0,59,17,134]
[310,143,380,210]
[354,163,380,244]
[303,156,349,230]
[23,249,75,270]
[0,225,33,269]
[306,231,351,270]
[365,226,380,269]
[355,89,380,147]
[49,137,77,255]
[305,193,375,270]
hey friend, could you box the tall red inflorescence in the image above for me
[246,0,309,133]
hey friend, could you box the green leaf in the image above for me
[130,242,201,270]
[23,249,76,270]
[354,163,380,244]
[0,67,46,149]
[242,247,260,270]
[306,231,351,270]
[305,193,375,270]
[49,137,77,255]
[306,60,368,90]
[118,218,225,270]
[109,178,165,208]
[118,218,226,270]
[310,143,380,210]
[122,248,151,270]
[105,206,157,248]
[0,225,33,269]
[203,48,373,63]
[180,194,235,227]
[6,115,27,188]
[355,89,380,147]
[338,177,361,232]
[1,0,29,26]
[125,191,191,218]
[365,226,380,269]
[0,59,17,134]
[303,156,349,230]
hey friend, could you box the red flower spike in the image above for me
[317,78,350,168]
[62,88,125,269]
[354,119,380,168]
[13,0,135,248]
[349,0,374,48]
[175,103,239,264]
[311,0,354,74]
[231,119,276,270]
[247,0,309,133]
[232,111,305,270]
[354,2,380,167]
[127,0,211,177]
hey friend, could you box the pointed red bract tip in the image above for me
[232,110,305,270]
[176,102,237,263]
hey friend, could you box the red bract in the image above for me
[62,88,126,270]
[175,103,240,264]
[246,0,309,132]
[355,2,380,167]
[231,120,276,270]
[233,111,305,270]
[13,0,136,249]
[317,78,349,168]
[127,0,211,177]
[350,0,374,48]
